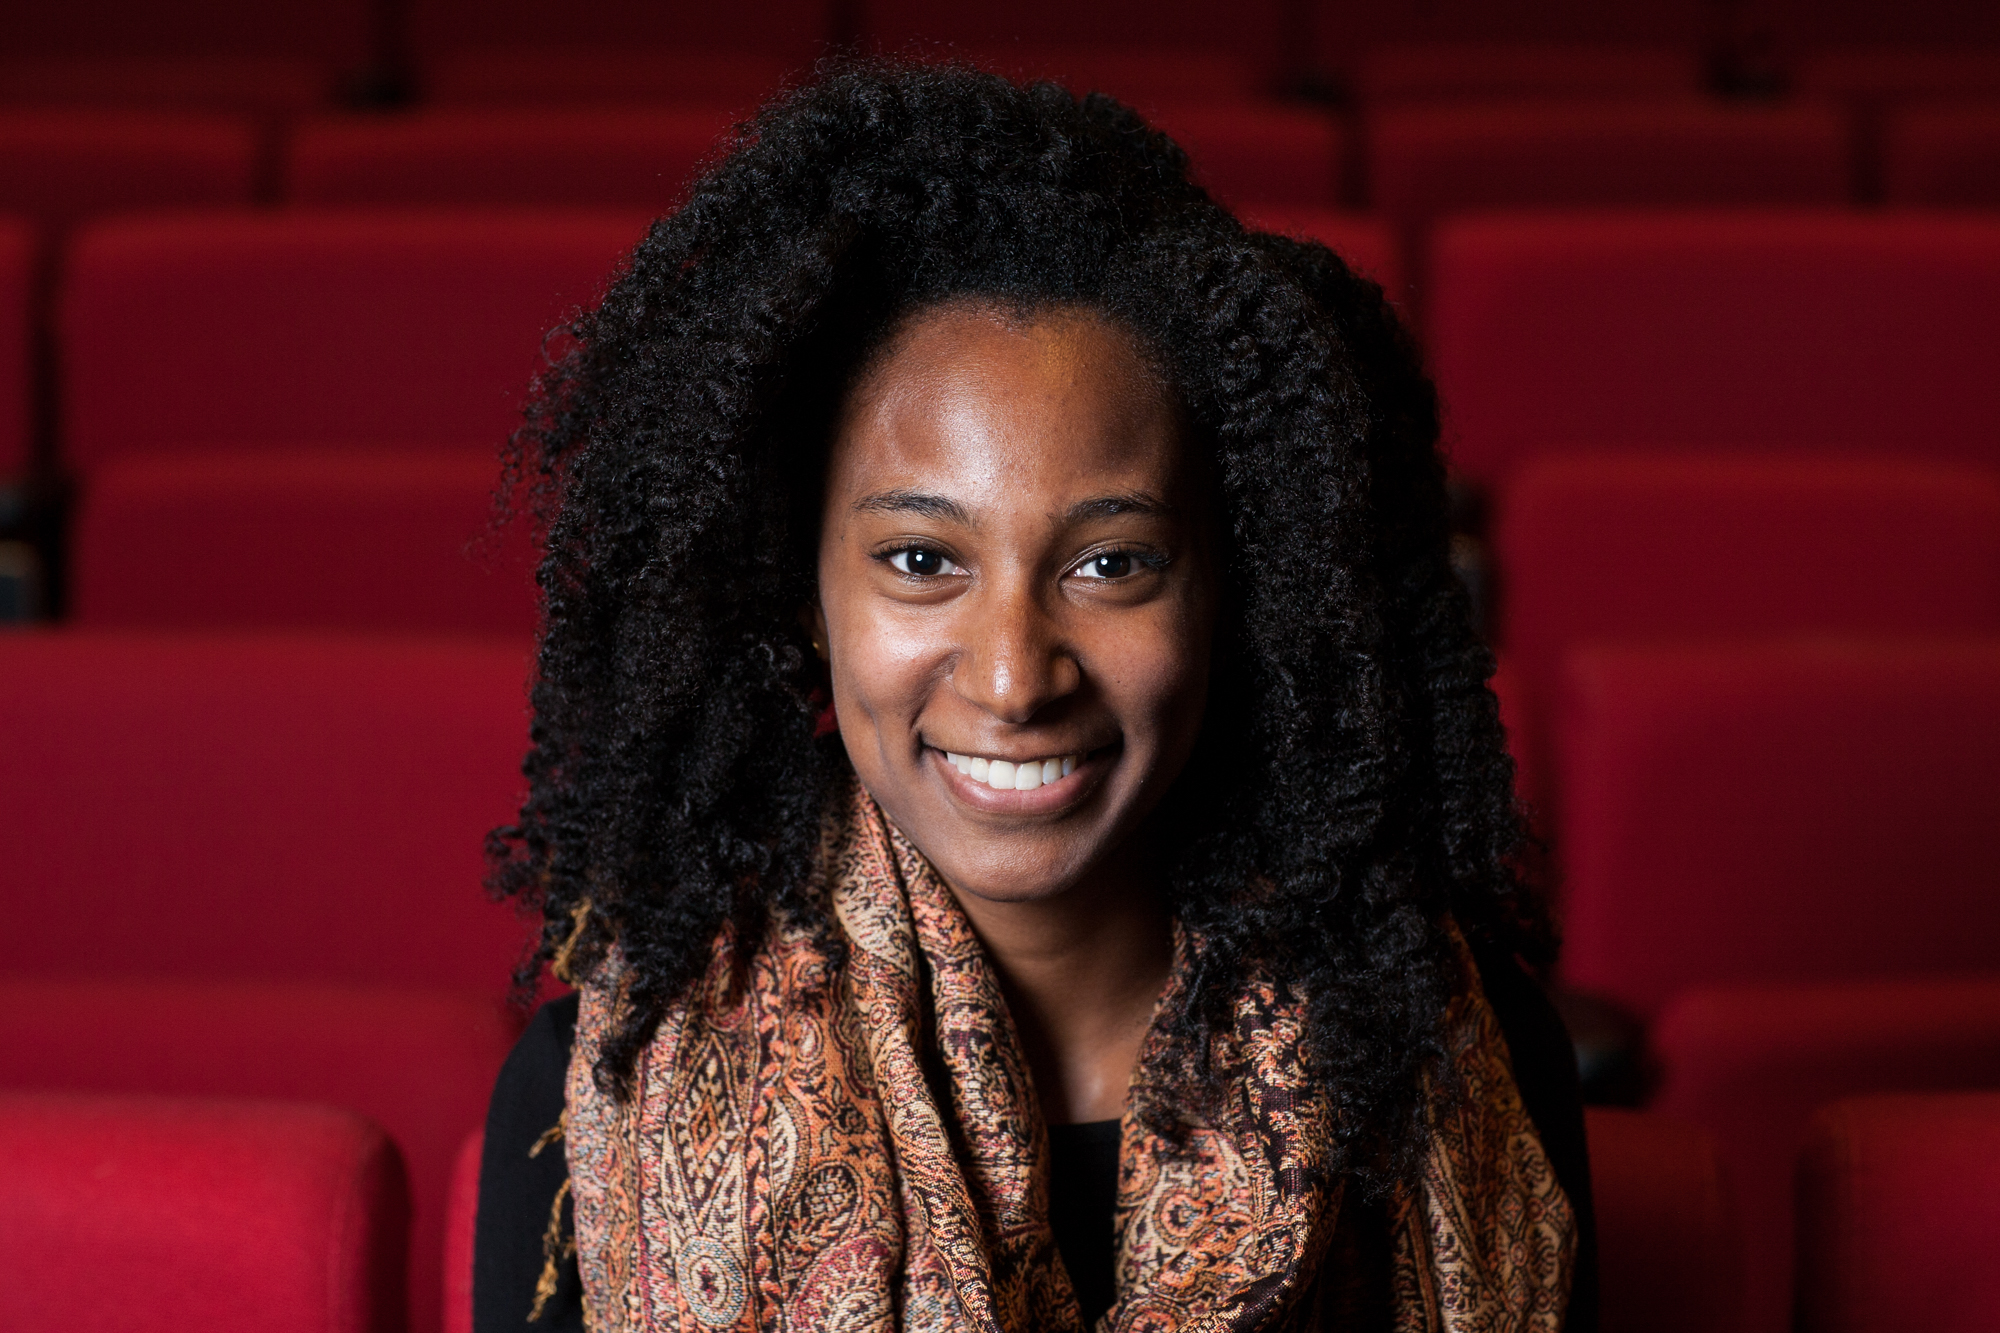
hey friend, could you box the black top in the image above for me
[474,947,1598,1333]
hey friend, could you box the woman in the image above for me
[476,62,1594,1333]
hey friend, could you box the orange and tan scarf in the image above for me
[565,779,1574,1332]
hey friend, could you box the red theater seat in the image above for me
[1795,1093,2000,1333]
[1493,455,2000,813]
[0,56,330,116]
[407,0,828,71]
[1797,48,2000,102]
[0,217,28,475]
[1240,208,1405,304]
[3,0,372,73]
[961,47,1266,104]
[1557,640,2000,1018]
[61,210,647,467]
[1355,44,1702,102]
[1586,1108,1742,1333]
[1367,100,1848,231]
[287,110,735,208]
[1148,105,1345,208]
[426,47,794,108]
[1429,212,2000,487]
[0,111,256,232]
[0,630,532,992]
[0,1092,406,1333]
[72,450,536,637]
[859,0,1285,84]
[444,1130,483,1333]
[1885,102,2000,205]
[0,978,518,1333]
[1656,986,2000,1333]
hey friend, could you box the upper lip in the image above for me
[930,741,1104,762]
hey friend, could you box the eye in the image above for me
[886,546,964,577]
[1072,551,1137,580]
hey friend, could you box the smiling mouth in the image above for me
[942,750,1083,792]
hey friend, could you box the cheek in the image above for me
[824,590,941,731]
[1093,603,1214,752]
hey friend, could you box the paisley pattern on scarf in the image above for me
[566,778,1574,1333]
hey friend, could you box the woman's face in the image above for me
[815,303,1217,906]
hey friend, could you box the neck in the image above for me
[943,851,1174,1126]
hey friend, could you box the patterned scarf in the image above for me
[565,779,1575,1332]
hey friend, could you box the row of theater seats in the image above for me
[0,92,1997,235]
[8,207,2000,503]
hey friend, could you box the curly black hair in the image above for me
[491,59,1549,1193]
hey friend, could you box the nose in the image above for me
[952,581,1081,723]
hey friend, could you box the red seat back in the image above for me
[1355,44,1702,102]
[0,111,256,233]
[424,47,795,108]
[0,56,330,115]
[444,1129,484,1333]
[1368,100,1849,228]
[1655,981,2000,1333]
[1797,48,2000,102]
[0,0,372,71]
[0,1091,406,1333]
[1586,1107,1742,1333]
[287,111,734,208]
[956,47,1267,104]
[1557,640,2000,1016]
[1430,212,2000,487]
[1885,102,2000,206]
[1494,455,2000,811]
[1796,1093,2000,1333]
[71,450,537,636]
[0,630,533,992]
[0,216,27,475]
[407,0,829,70]
[0,978,517,1333]
[60,210,647,467]
[1149,105,1346,208]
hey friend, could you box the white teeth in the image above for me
[946,750,1085,789]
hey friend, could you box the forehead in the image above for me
[828,304,1185,506]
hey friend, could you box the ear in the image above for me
[799,603,830,661]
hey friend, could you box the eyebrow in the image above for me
[1066,491,1176,523]
[852,489,973,524]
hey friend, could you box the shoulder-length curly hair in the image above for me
[492,60,1548,1191]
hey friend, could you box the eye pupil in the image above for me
[1095,554,1131,577]
[907,549,941,575]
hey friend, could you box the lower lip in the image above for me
[931,746,1113,815]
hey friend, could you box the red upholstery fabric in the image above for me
[1557,641,2000,1016]
[444,1129,483,1333]
[1368,100,1848,230]
[425,48,795,108]
[0,1091,406,1333]
[0,0,371,68]
[0,978,517,1333]
[72,450,537,636]
[0,630,533,991]
[956,48,1266,104]
[1429,212,2000,486]
[406,0,829,68]
[1146,105,1345,208]
[1493,455,2000,814]
[859,2,1286,80]
[0,56,330,115]
[1238,208,1405,303]
[1796,1093,2000,1333]
[1796,49,2000,101]
[1885,103,2000,205]
[61,210,647,466]
[1653,982,2000,1333]
[1355,44,1701,102]
[0,111,256,232]
[0,216,28,475]
[287,110,735,208]
[1585,1108,1742,1333]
